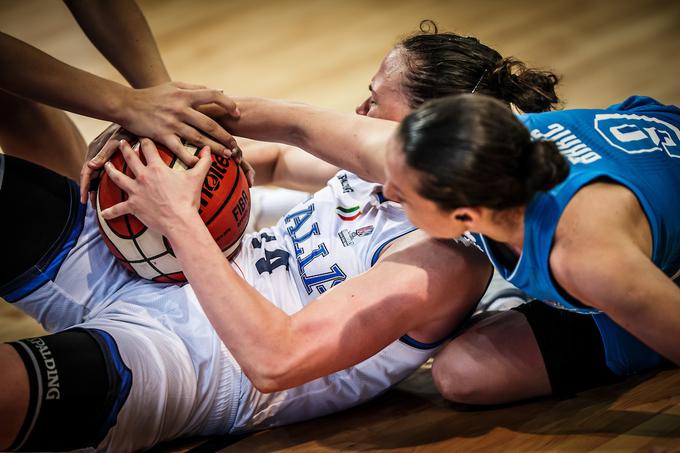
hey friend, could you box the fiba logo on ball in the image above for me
[95,142,251,282]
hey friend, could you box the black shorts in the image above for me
[0,154,85,302]
[512,300,621,395]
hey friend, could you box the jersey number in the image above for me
[251,232,291,274]
[594,114,680,158]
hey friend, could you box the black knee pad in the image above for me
[8,328,132,451]
[0,154,85,301]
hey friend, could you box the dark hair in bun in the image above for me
[399,20,561,113]
[398,94,569,211]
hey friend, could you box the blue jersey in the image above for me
[473,96,680,314]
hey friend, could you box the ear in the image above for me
[450,207,483,230]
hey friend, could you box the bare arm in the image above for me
[239,137,339,191]
[101,139,490,392]
[554,240,680,366]
[0,30,239,158]
[205,97,396,183]
[0,31,130,124]
[64,0,170,88]
[552,183,680,365]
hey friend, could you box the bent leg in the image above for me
[432,301,624,405]
[0,154,76,288]
[0,89,86,181]
[0,154,143,332]
[432,309,550,405]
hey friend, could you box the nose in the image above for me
[355,97,370,116]
[382,180,399,202]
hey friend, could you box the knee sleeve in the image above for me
[0,154,85,301]
[7,328,132,451]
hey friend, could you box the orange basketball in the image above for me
[95,142,250,282]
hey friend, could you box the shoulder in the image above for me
[557,181,652,250]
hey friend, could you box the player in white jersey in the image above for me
[3,154,479,451]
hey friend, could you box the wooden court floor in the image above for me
[142,362,680,452]
[1,0,679,451]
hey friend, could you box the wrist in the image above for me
[163,209,207,244]
[105,84,135,126]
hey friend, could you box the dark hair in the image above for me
[398,94,569,211]
[398,20,560,113]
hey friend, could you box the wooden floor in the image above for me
[147,363,680,452]
[1,0,679,451]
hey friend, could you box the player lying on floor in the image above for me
[0,150,489,451]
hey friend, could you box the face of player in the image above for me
[355,47,412,121]
[383,135,468,239]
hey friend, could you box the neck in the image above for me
[477,207,525,256]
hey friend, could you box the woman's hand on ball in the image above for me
[81,82,245,203]
[117,81,241,162]
[100,139,212,235]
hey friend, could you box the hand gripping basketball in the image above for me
[97,138,250,282]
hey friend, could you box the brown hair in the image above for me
[399,20,560,113]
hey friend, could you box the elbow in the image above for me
[243,356,297,394]
[249,376,285,394]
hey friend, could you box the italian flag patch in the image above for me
[336,204,361,221]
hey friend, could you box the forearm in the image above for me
[237,137,281,186]
[271,145,339,191]
[0,32,130,123]
[212,97,395,183]
[65,0,170,87]
[166,211,298,390]
[559,244,680,366]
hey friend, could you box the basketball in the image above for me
[95,141,251,282]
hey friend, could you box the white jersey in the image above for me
[14,171,439,452]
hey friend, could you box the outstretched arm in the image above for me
[101,139,490,392]
[206,97,396,183]
[0,32,239,157]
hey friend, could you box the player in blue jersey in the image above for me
[196,93,679,405]
[384,94,680,403]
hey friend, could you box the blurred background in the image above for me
[2,0,679,142]
[1,0,679,341]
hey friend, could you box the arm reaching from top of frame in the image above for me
[0,31,239,163]
[64,0,171,88]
